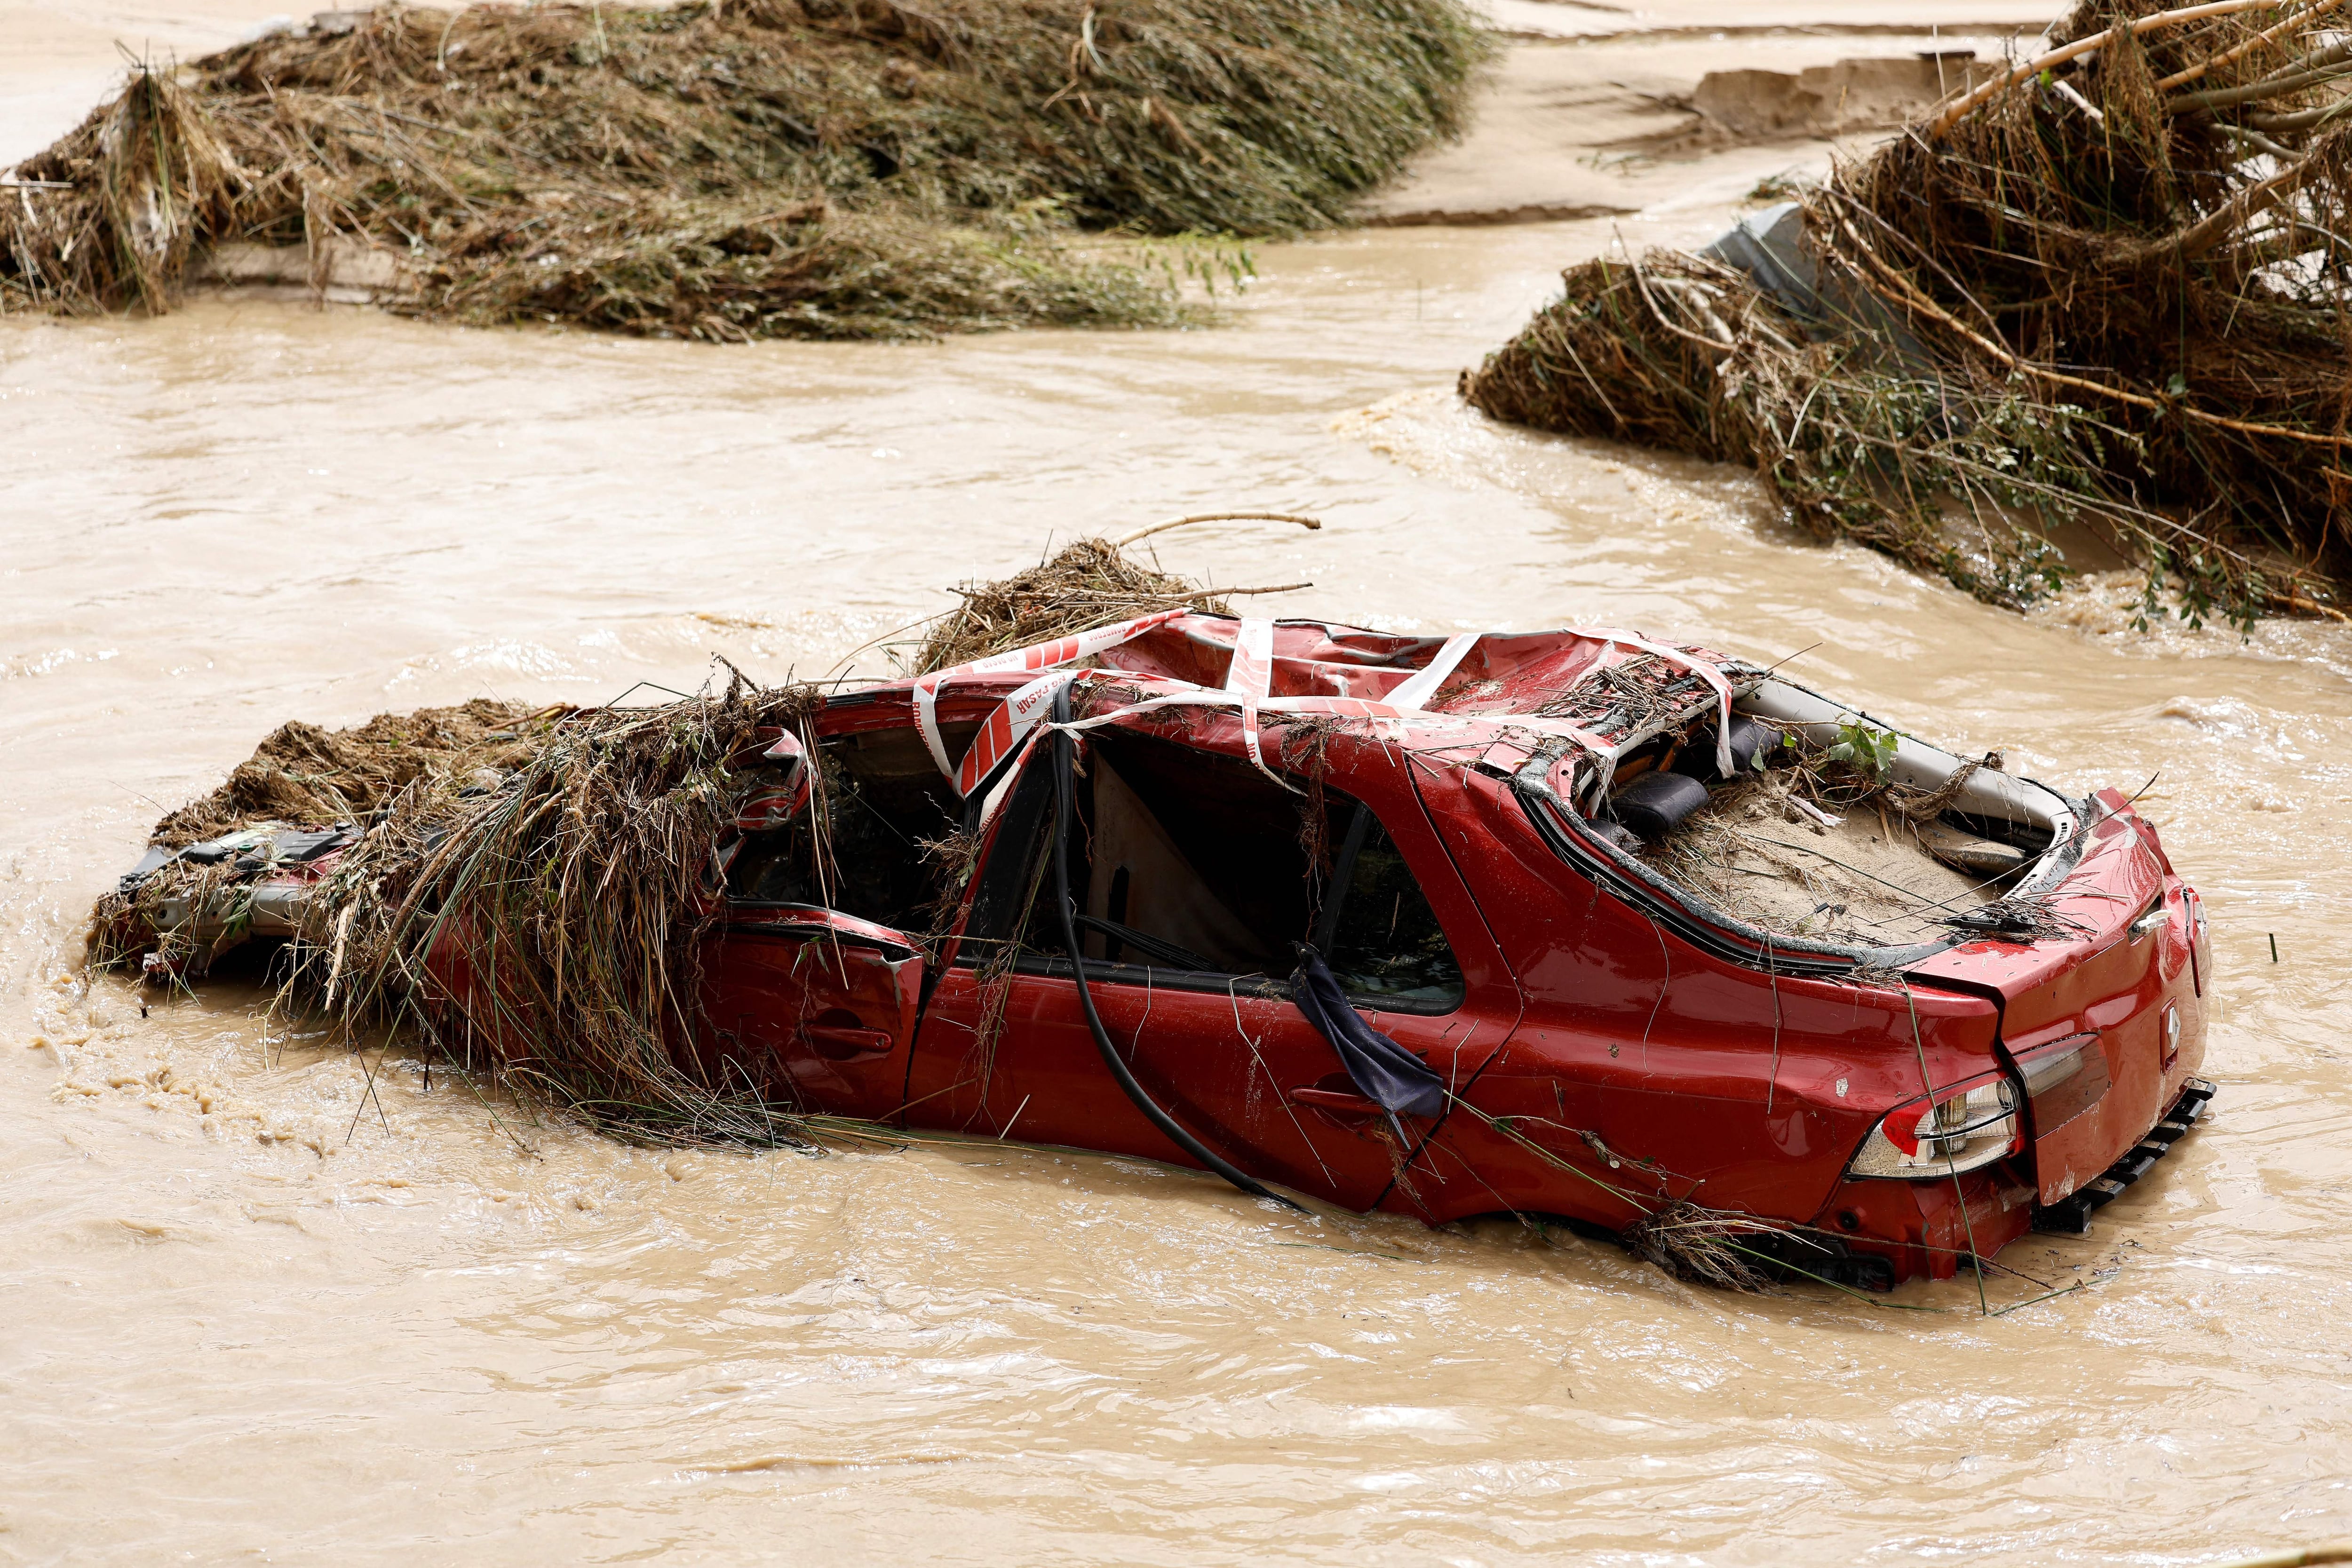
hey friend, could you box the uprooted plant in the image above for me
[1461,0,2352,629]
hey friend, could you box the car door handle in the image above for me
[1289,1084,1382,1116]
[801,1022,894,1062]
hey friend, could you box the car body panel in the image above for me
[1422,766,2022,1272]
[902,707,1522,1217]
[696,911,924,1116]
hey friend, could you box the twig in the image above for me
[2155,0,2348,89]
[1206,581,1313,598]
[1112,512,1323,548]
[1928,0,2292,136]
[2167,35,2352,111]
[995,1092,1032,1140]
[2130,125,2352,259]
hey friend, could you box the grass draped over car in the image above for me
[88,682,839,1148]
[0,0,1487,339]
[1460,0,2352,630]
[82,538,1244,1150]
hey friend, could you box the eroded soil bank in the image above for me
[6,6,2352,1564]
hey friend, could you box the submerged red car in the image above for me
[124,612,2213,1289]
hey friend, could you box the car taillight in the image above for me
[1848,1073,2020,1179]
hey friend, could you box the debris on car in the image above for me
[89,537,2214,1293]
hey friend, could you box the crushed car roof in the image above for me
[877,610,1758,799]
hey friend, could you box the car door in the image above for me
[686,712,971,1120]
[905,717,1518,1216]
[695,907,923,1118]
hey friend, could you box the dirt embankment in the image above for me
[1679,53,2000,142]
[1359,20,2041,228]
[0,0,1487,340]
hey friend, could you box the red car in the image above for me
[685,612,2212,1289]
[127,612,2214,1289]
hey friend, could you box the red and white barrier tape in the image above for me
[914,609,1189,795]
[1566,626,1735,777]
[1224,617,1280,782]
[917,615,1727,804]
[953,668,1084,797]
[1383,631,1478,710]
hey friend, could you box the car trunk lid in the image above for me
[1907,787,2203,1207]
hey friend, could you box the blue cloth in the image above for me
[1290,949,1446,1120]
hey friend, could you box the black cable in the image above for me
[1048,687,1304,1215]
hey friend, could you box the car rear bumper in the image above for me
[2030,1076,2215,1234]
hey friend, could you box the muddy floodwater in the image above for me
[10,16,2352,1568]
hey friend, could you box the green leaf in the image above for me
[1825,718,1898,780]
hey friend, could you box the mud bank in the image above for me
[1362,21,2037,227]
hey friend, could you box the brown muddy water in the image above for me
[10,86,2352,1568]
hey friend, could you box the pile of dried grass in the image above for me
[1,0,1486,340]
[907,513,1315,672]
[911,537,1227,671]
[145,698,551,846]
[93,680,825,1145]
[302,680,829,1144]
[1649,770,1989,947]
[1462,0,2352,628]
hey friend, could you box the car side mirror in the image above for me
[736,730,813,830]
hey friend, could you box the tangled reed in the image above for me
[0,0,1485,340]
[910,535,1234,671]
[908,514,1318,672]
[144,699,550,847]
[1463,0,2352,628]
[94,681,826,1146]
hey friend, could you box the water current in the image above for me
[8,26,2352,1567]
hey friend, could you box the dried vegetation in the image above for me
[912,536,1234,672]
[95,680,828,1146]
[1462,0,2352,629]
[908,513,1315,672]
[1647,756,2007,947]
[145,698,549,846]
[1,0,1486,339]
[85,532,1271,1146]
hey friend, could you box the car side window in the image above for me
[967,730,1463,1009]
[724,722,970,933]
[1320,805,1464,1008]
